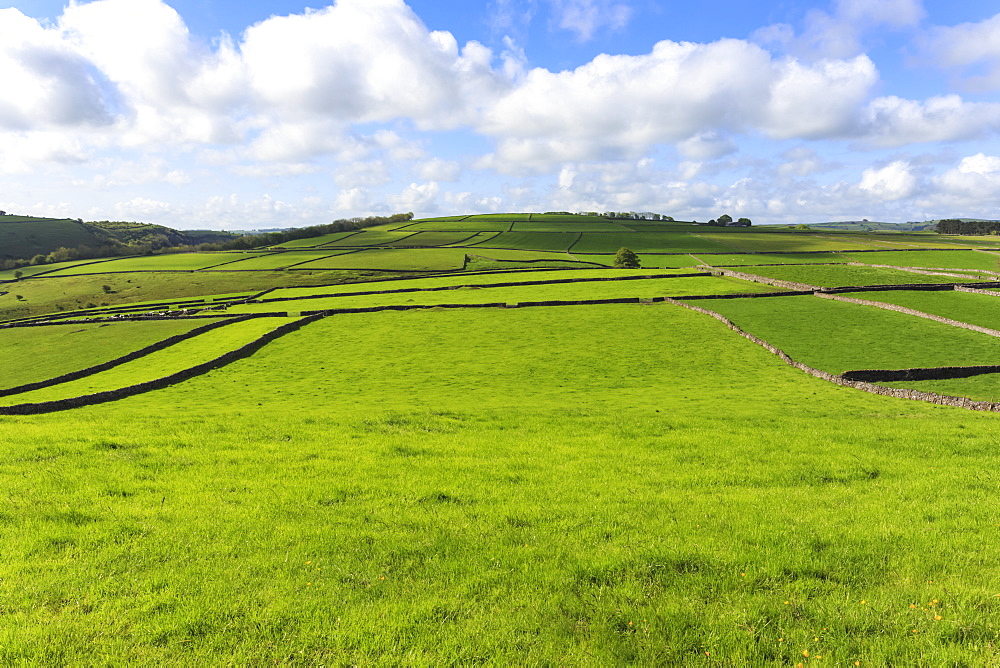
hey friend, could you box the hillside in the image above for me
[4,213,1000,663]
[0,214,237,264]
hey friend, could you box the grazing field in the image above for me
[0,316,290,406]
[842,250,1000,272]
[469,231,581,252]
[40,253,240,274]
[692,294,1000,373]
[292,248,468,272]
[9,213,1000,663]
[846,289,1000,331]
[0,319,207,390]
[695,231,886,252]
[271,232,360,248]
[223,275,773,314]
[0,217,103,259]
[4,304,1000,663]
[694,252,849,265]
[571,232,734,254]
[741,263,984,287]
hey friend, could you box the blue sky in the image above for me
[1,0,999,228]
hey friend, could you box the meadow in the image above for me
[5,213,1000,663]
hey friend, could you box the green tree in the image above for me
[13,270,22,280]
[613,247,640,269]
[718,214,733,225]
[738,217,752,226]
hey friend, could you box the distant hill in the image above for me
[0,215,237,263]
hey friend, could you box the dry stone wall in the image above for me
[664,297,1000,413]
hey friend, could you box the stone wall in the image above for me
[814,292,1000,337]
[0,316,253,398]
[0,314,323,415]
[663,298,1000,413]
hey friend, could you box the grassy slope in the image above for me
[0,320,207,390]
[693,294,1000,373]
[2,305,1000,664]
[0,217,102,259]
[742,264,983,286]
[853,290,1000,330]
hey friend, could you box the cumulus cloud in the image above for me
[479,40,878,171]
[860,95,1000,147]
[859,161,918,200]
[921,13,1000,91]
[0,8,115,131]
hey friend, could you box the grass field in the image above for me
[10,214,1000,662]
[692,294,1000,373]
[0,217,103,259]
[741,264,984,287]
[843,250,1000,272]
[845,290,1000,331]
[39,253,242,274]
[694,253,849,265]
[4,304,1000,663]
[0,320,207,390]
[292,248,468,272]
[469,232,581,252]
[0,316,291,406]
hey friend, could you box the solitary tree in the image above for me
[737,217,752,226]
[613,247,640,269]
[718,214,733,225]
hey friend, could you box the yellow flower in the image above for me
[803,650,810,657]
[935,615,942,621]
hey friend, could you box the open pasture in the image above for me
[846,289,1000,331]
[318,230,423,247]
[468,231,581,252]
[511,220,632,232]
[400,219,512,232]
[693,294,1000,373]
[0,319,207,391]
[270,232,360,248]
[694,231,887,252]
[3,304,1000,663]
[0,217,102,259]
[694,252,849,265]
[39,253,240,274]
[223,274,773,314]
[572,253,701,268]
[208,251,346,271]
[743,263,984,287]
[0,316,290,407]
[377,231,483,247]
[842,250,1000,272]
[291,248,468,272]
[570,232,734,254]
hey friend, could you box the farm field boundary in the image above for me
[814,292,1000,338]
[843,365,1000,382]
[0,316,249,397]
[0,314,322,415]
[667,297,1000,412]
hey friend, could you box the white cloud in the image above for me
[416,158,461,181]
[859,161,918,200]
[549,0,632,42]
[677,132,738,160]
[921,13,1000,92]
[387,182,442,213]
[754,0,925,60]
[0,8,115,131]
[860,95,1000,147]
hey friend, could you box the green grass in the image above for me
[742,264,982,287]
[39,253,241,274]
[4,304,1000,663]
[571,253,701,268]
[844,250,1000,272]
[695,232,882,252]
[208,251,346,271]
[271,232,359,248]
[692,294,1000,373]
[400,220,512,232]
[0,316,292,406]
[511,221,633,232]
[570,232,735,254]
[224,275,774,313]
[0,217,103,259]
[0,320,209,390]
[320,230,425,247]
[470,232,581,252]
[847,290,1000,331]
[694,253,849,265]
[292,248,468,272]
[379,231,484,247]
[881,376,1000,402]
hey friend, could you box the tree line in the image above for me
[935,219,1000,235]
